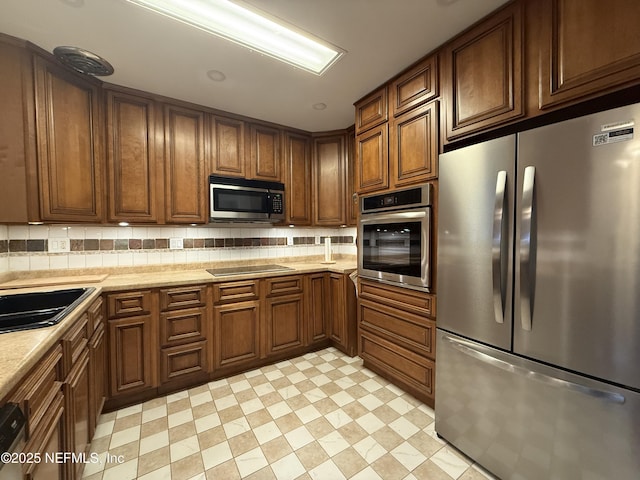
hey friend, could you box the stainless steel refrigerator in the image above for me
[435,103,640,480]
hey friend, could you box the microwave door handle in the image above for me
[520,166,536,331]
[492,171,507,324]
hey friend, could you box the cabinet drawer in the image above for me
[61,313,89,377]
[264,275,303,297]
[359,331,434,398]
[160,307,207,346]
[107,290,152,318]
[160,341,208,383]
[10,345,63,439]
[159,285,207,311]
[359,299,435,359]
[213,280,260,304]
[87,297,103,336]
[359,280,435,318]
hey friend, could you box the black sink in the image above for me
[0,287,95,334]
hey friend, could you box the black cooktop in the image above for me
[206,264,294,277]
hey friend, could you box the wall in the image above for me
[2,224,356,273]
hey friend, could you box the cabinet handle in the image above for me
[520,166,536,331]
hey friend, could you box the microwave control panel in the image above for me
[270,193,284,214]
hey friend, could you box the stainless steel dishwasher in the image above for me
[0,403,26,479]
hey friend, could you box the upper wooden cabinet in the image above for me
[313,133,347,226]
[346,127,357,226]
[355,124,388,193]
[390,101,439,187]
[537,0,640,109]
[442,1,524,141]
[208,114,246,178]
[105,89,160,223]
[390,54,439,117]
[355,86,388,134]
[248,123,282,182]
[34,55,104,222]
[283,131,312,225]
[163,103,207,223]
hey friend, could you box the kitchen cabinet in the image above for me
[389,101,439,187]
[248,123,282,182]
[389,53,439,117]
[105,88,161,223]
[346,127,358,226]
[33,54,104,222]
[358,279,436,406]
[264,276,305,357]
[213,300,261,370]
[208,114,246,178]
[442,0,524,142]
[107,290,158,398]
[537,0,640,109]
[163,103,207,223]
[313,133,348,226]
[306,273,329,345]
[355,123,388,194]
[328,273,357,356]
[355,86,388,135]
[283,131,313,225]
[158,285,210,388]
[87,297,105,439]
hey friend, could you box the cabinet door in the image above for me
[265,294,305,356]
[249,123,281,181]
[33,55,103,222]
[390,54,439,117]
[355,124,388,193]
[64,350,91,480]
[164,104,207,223]
[538,0,640,109]
[313,134,347,226]
[346,128,357,226]
[89,323,106,440]
[328,274,346,347]
[109,315,157,396]
[306,273,329,344]
[106,90,160,223]
[355,86,388,134]
[443,1,523,141]
[390,101,438,188]
[213,301,261,369]
[209,115,246,177]
[284,131,312,225]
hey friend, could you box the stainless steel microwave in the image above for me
[209,175,285,223]
[358,184,433,291]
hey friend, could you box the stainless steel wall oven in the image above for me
[358,184,433,291]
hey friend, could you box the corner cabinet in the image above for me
[442,1,524,142]
[163,104,207,223]
[33,55,104,222]
[313,133,347,226]
[537,0,640,109]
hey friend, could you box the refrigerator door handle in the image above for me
[520,166,536,331]
[442,334,626,404]
[492,171,507,324]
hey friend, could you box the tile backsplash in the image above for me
[0,224,356,273]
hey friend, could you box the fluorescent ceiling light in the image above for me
[127,0,345,75]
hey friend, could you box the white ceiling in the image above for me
[0,0,509,132]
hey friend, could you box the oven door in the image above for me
[210,184,271,221]
[358,209,431,291]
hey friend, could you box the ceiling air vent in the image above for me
[53,46,114,76]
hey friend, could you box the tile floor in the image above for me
[82,347,497,480]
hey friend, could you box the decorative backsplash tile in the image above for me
[0,225,357,273]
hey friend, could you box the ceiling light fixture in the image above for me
[127,0,345,75]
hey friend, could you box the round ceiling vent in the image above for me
[53,46,114,76]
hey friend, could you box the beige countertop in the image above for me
[0,257,356,401]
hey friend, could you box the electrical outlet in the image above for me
[48,239,70,253]
[169,238,184,249]
[314,236,321,245]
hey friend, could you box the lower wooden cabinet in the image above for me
[214,300,261,369]
[306,273,329,345]
[64,350,91,480]
[358,279,437,406]
[329,273,357,356]
[108,314,158,397]
[88,323,106,439]
[264,276,306,357]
